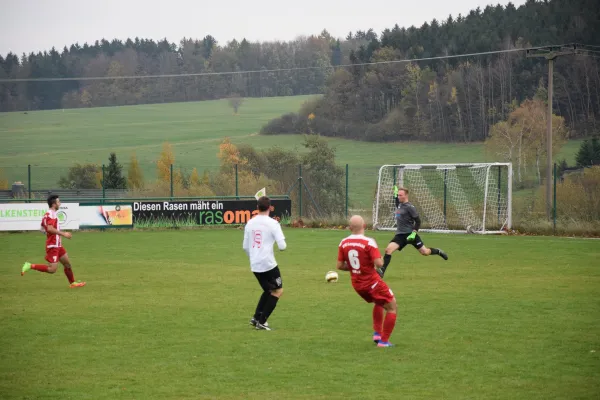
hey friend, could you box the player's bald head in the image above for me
[349,215,365,234]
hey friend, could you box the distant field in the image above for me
[0,96,317,183]
[0,97,582,209]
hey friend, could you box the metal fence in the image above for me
[0,163,377,220]
[2,162,598,232]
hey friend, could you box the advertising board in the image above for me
[0,203,80,231]
[133,200,292,227]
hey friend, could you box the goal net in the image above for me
[373,163,512,234]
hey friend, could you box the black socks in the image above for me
[259,295,279,324]
[254,291,271,320]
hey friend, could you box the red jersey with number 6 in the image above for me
[338,234,382,291]
[41,210,62,249]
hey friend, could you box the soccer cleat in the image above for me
[438,249,449,260]
[255,322,271,331]
[377,341,395,348]
[376,267,386,278]
[373,332,382,343]
[69,281,86,288]
[249,318,268,328]
[21,262,32,276]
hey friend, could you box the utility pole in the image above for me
[526,44,577,219]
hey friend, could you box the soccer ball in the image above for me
[325,271,339,283]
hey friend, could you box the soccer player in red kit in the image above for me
[21,195,86,288]
[337,215,397,347]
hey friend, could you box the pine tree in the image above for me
[104,153,127,189]
[576,138,600,168]
[591,138,600,166]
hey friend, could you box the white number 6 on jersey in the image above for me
[348,249,361,270]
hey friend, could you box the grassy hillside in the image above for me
[0,96,317,182]
[0,96,582,209]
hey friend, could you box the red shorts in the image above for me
[355,280,395,306]
[45,247,67,264]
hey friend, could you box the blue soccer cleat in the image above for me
[373,332,381,343]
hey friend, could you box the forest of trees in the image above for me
[262,0,600,142]
[1,0,599,142]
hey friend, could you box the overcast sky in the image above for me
[1,0,527,56]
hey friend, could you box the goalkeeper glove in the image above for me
[407,231,417,241]
[393,185,399,197]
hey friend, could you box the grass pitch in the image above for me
[1,229,598,399]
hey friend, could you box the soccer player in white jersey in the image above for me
[243,196,287,330]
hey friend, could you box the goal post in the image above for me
[373,163,512,234]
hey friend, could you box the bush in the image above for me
[237,144,267,176]
[0,168,8,190]
[209,170,282,197]
[58,163,101,189]
[260,113,300,135]
[513,166,600,235]
[555,166,600,220]
[512,217,600,237]
[298,97,322,117]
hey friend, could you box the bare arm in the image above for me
[47,225,71,239]
[337,260,350,271]
[374,257,383,268]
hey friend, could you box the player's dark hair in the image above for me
[257,196,271,212]
[398,187,409,195]
[47,194,59,208]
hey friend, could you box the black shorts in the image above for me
[390,233,424,251]
[254,266,283,292]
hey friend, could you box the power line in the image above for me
[573,43,600,49]
[578,49,600,55]
[0,43,581,83]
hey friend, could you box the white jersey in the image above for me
[243,215,287,273]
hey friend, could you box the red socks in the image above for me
[64,268,75,284]
[374,305,397,343]
[30,264,75,284]
[381,312,397,343]
[31,264,49,272]
[373,305,384,333]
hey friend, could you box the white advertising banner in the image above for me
[79,204,133,227]
[0,203,80,231]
